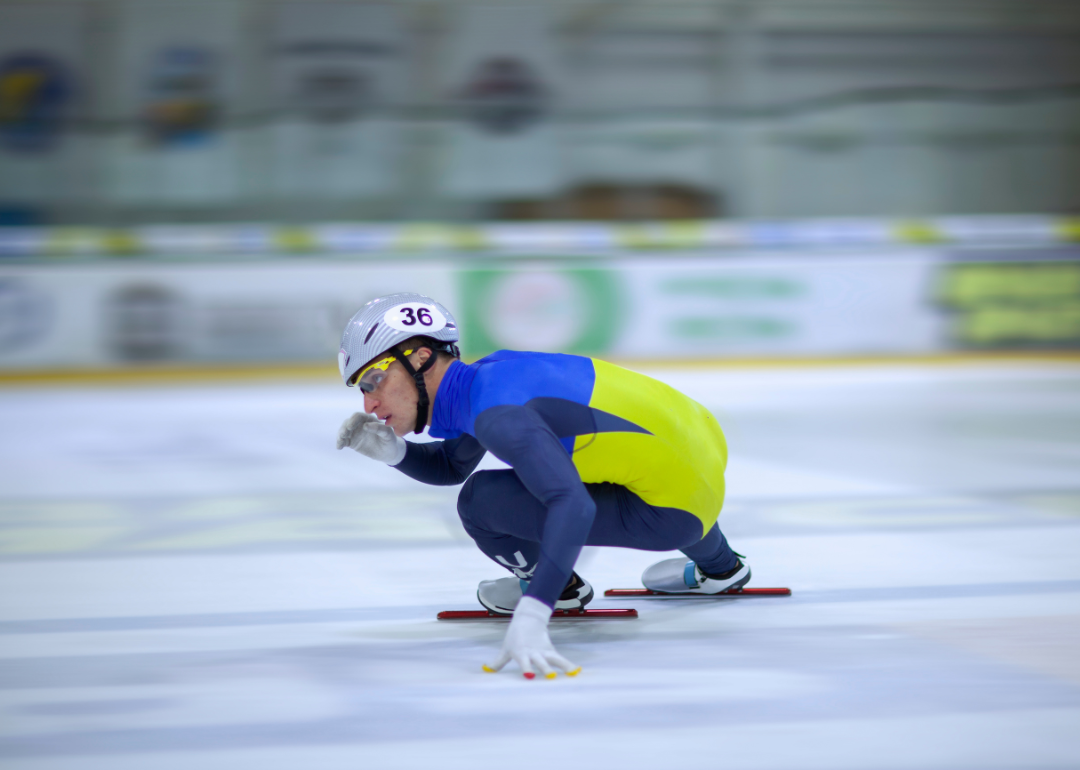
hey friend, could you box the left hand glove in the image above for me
[483,596,581,679]
[335,412,407,465]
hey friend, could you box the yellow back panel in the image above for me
[571,359,728,530]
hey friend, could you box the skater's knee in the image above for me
[457,472,481,524]
[674,521,709,551]
[458,469,540,535]
[457,470,510,528]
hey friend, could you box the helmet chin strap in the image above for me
[391,347,438,434]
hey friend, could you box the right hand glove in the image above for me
[336,412,407,465]
[483,596,581,680]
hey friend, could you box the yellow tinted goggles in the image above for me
[354,349,414,393]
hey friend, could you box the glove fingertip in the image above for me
[485,651,511,673]
[523,672,536,680]
[547,653,576,672]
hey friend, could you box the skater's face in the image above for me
[361,349,431,436]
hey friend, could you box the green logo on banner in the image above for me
[459,268,620,358]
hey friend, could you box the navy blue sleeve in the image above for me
[394,434,487,486]
[473,404,596,608]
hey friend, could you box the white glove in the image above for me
[336,412,407,465]
[483,596,580,680]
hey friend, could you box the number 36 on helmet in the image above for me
[337,292,460,388]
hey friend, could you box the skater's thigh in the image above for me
[457,469,547,540]
[460,470,701,551]
[585,483,704,552]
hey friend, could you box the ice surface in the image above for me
[1,361,1079,769]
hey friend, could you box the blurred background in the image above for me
[0,0,1078,371]
[2,2,1080,769]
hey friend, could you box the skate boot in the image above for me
[477,571,594,615]
[641,556,751,594]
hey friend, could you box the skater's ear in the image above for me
[398,335,457,366]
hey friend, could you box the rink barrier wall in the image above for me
[1,244,1078,373]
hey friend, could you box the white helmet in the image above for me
[338,293,460,433]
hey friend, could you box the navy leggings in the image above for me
[457,469,737,581]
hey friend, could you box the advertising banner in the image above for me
[268,2,407,200]
[459,268,622,357]
[458,252,944,359]
[107,0,245,205]
[0,262,457,369]
[437,4,565,199]
[0,3,92,205]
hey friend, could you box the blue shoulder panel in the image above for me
[466,352,596,440]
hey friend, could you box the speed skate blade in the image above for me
[437,608,638,620]
[604,587,791,597]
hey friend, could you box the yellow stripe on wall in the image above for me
[2,352,1078,388]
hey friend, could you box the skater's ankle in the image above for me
[700,558,743,581]
[559,571,584,599]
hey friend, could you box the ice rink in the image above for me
[2,360,1079,770]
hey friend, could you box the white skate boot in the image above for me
[477,572,594,615]
[641,556,751,594]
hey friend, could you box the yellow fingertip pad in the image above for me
[482,665,496,673]
[567,667,582,677]
[545,672,557,680]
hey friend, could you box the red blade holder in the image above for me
[604,587,791,597]
[437,607,638,620]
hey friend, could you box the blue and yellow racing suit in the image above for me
[394,350,732,607]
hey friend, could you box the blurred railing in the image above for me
[0,214,1078,262]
